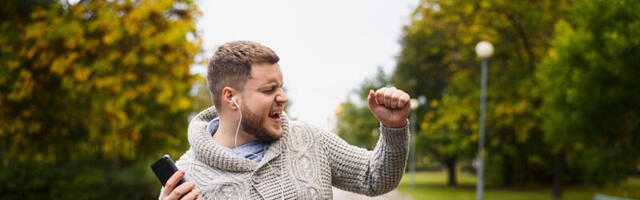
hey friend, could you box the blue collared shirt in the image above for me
[206,118,268,163]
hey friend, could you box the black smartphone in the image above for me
[151,154,185,187]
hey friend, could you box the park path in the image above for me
[332,187,412,200]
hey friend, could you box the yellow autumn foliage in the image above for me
[0,0,202,164]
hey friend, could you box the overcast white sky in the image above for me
[193,0,418,129]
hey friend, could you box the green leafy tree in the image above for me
[393,0,574,186]
[539,0,640,197]
[418,72,477,186]
[0,0,201,198]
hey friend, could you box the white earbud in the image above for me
[231,96,240,109]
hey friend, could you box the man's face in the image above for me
[238,63,288,142]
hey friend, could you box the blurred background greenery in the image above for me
[335,0,640,199]
[1,0,638,199]
[0,0,206,199]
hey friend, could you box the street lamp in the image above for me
[475,41,493,200]
[409,98,419,189]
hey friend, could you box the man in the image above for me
[160,41,411,200]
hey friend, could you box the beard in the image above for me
[241,105,279,142]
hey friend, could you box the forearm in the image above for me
[364,122,410,195]
[327,121,410,196]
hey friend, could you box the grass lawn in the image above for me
[396,171,640,200]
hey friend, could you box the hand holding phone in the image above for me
[151,154,185,187]
[151,154,202,200]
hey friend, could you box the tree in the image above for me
[0,0,201,198]
[419,71,478,186]
[0,0,200,163]
[539,0,640,197]
[392,0,574,186]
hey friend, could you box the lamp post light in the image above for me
[409,98,419,189]
[475,41,493,200]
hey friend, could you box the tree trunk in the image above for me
[552,152,565,199]
[502,155,514,186]
[445,158,457,186]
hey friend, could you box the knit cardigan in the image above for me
[165,106,410,199]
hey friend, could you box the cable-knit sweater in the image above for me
[166,106,410,199]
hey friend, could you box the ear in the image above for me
[221,87,239,110]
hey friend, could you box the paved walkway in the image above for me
[332,187,412,200]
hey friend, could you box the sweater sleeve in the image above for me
[320,120,410,196]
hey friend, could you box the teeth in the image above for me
[270,110,281,117]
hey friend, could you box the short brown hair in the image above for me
[207,41,280,109]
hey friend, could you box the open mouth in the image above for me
[269,110,281,120]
